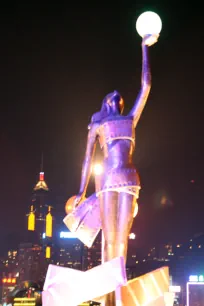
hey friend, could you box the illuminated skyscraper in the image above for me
[27,158,53,260]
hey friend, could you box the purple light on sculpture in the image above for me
[60,15,161,305]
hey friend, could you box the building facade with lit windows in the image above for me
[83,232,102,271]
[17,243,51,284]
[27,168,53,239]
[54,231,83,269]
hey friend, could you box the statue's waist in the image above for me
[95,167,140,193]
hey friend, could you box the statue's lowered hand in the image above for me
[65,193,86,214]
[74,192,86,208]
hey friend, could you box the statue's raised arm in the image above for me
[128,34,159,127]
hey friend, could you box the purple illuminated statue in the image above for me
[64,33,158,306]
[42,12,163,306]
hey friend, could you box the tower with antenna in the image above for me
[27,154,53,259]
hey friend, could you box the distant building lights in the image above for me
[189,275,198,282]
[1,278,16,284]
[60,231,78,239]
[199,275,204,282]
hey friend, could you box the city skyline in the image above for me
[0,1,204,257]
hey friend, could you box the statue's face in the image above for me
[103,91,124,115]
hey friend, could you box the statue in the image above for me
[64,34,159,306]
[64,33,158,306]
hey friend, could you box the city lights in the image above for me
[189,275,204,282]
[2,278,16,284]
[60,231,78,239]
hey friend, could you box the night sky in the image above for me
[0,1,204,256]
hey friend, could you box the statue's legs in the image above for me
[100,191,137,306]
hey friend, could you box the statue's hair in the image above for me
[91,91,123,123]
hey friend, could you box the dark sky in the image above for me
[0,1,204,255]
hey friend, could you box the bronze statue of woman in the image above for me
[73,34,158,306]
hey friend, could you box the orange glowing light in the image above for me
[65,196,76,214]
[7,278,11,283]
[2,278,7,283]
[12,278,16,284]
[65,195,87,214]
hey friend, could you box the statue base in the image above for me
[42,260,174,306]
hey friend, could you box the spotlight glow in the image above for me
[93,163,103,176]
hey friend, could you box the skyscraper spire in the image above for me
[41,152,44,172]
[34,154,49,191]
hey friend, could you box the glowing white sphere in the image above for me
[136,11,162,37]
[93,163,103,176]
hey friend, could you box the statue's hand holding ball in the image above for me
[136,11,162,46]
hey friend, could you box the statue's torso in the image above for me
[94,116,140,194]
[97,116,135,168]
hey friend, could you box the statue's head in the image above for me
[102,90,124,115]
[91,91,124,124]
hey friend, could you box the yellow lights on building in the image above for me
[28,205,35,231]
[45,246,51,259]
[13,297,36,306]
[46,206,53,237]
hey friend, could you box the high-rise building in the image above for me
[17,243,50,284]
[54,231,83,270]
[27,161,53,261]
[28,170,52,239]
